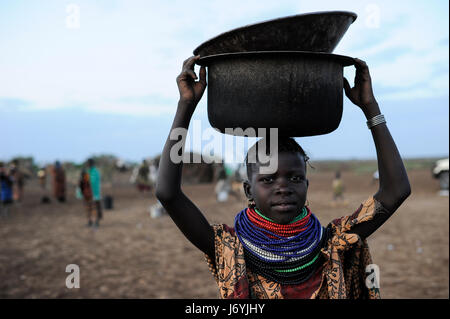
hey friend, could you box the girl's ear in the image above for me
[243,180,253,200]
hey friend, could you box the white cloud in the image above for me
[79,101,176,116]
[0,0,288,115]
[370,48,448,88]
[332,0,449,101]
[378,73,450,101]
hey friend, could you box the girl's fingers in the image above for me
[343,77,356,104]
[187,70,197,80]
[183,55,200,70]
[180,56,202,81]
[198,66,207,86]
[177,70,197,82]
[354,58,369,70]
[183,56,196,66]
[343,77,352,95]
[354,58,371,83]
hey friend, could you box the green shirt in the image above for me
[88,166,101,200]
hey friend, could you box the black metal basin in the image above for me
[197,51,354,137]
[193,11,357,56]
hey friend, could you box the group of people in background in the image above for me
[1,156,167,225]
[35,161,67,204]
[1,158,103,229]
[1,157,376,224]
[2,158,352,223]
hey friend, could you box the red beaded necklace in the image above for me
[246,206,311,238]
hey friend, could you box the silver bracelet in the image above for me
[366,114,386,129]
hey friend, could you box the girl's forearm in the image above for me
[349,103,411,240]
[156,101,194,200]
[366,103,411,210]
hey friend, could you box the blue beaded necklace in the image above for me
[234,207,325,284]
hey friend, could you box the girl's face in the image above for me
[244,152,308,225]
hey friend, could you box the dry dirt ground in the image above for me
[0,169,448,299]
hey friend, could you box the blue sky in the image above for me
[0,0,448,164]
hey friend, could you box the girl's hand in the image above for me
[344,58,379,117]
[176,55,207,108]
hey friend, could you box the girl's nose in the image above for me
[275,177,292,194]
[275,187,292,195]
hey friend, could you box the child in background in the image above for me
[332,171,345,201]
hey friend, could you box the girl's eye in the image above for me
[291,176,304,182]
[261,177,273,183]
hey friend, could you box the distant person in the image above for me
[87,158,102,222]
[372,170,379,184]
[37,167,47,189]
[231,163,247,199]
[149,160,159,190]
[214,166,230,202]
[10,160,25,203]
[214,165,240,202]
[0,162,14,217]
[38,166,51,204]
[136,160,152,193]
[52,161,66,202]
[79,168,98,228]
[332,171,345,201]
[147,159,166,218]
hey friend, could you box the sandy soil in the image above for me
[0,169,448,299]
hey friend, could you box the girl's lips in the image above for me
[271,203,297,211]
[272,202,297,206]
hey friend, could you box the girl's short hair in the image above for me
[245,137,309,180]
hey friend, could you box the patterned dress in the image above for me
[205,197,383,299]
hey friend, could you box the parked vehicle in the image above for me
[432,158,449,190]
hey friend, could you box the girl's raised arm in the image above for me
[343,58,411,240]
[156,56,215,259]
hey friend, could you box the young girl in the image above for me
[156,56,411,299]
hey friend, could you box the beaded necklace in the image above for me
[234,206,326,285]
[249,207,310,237]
